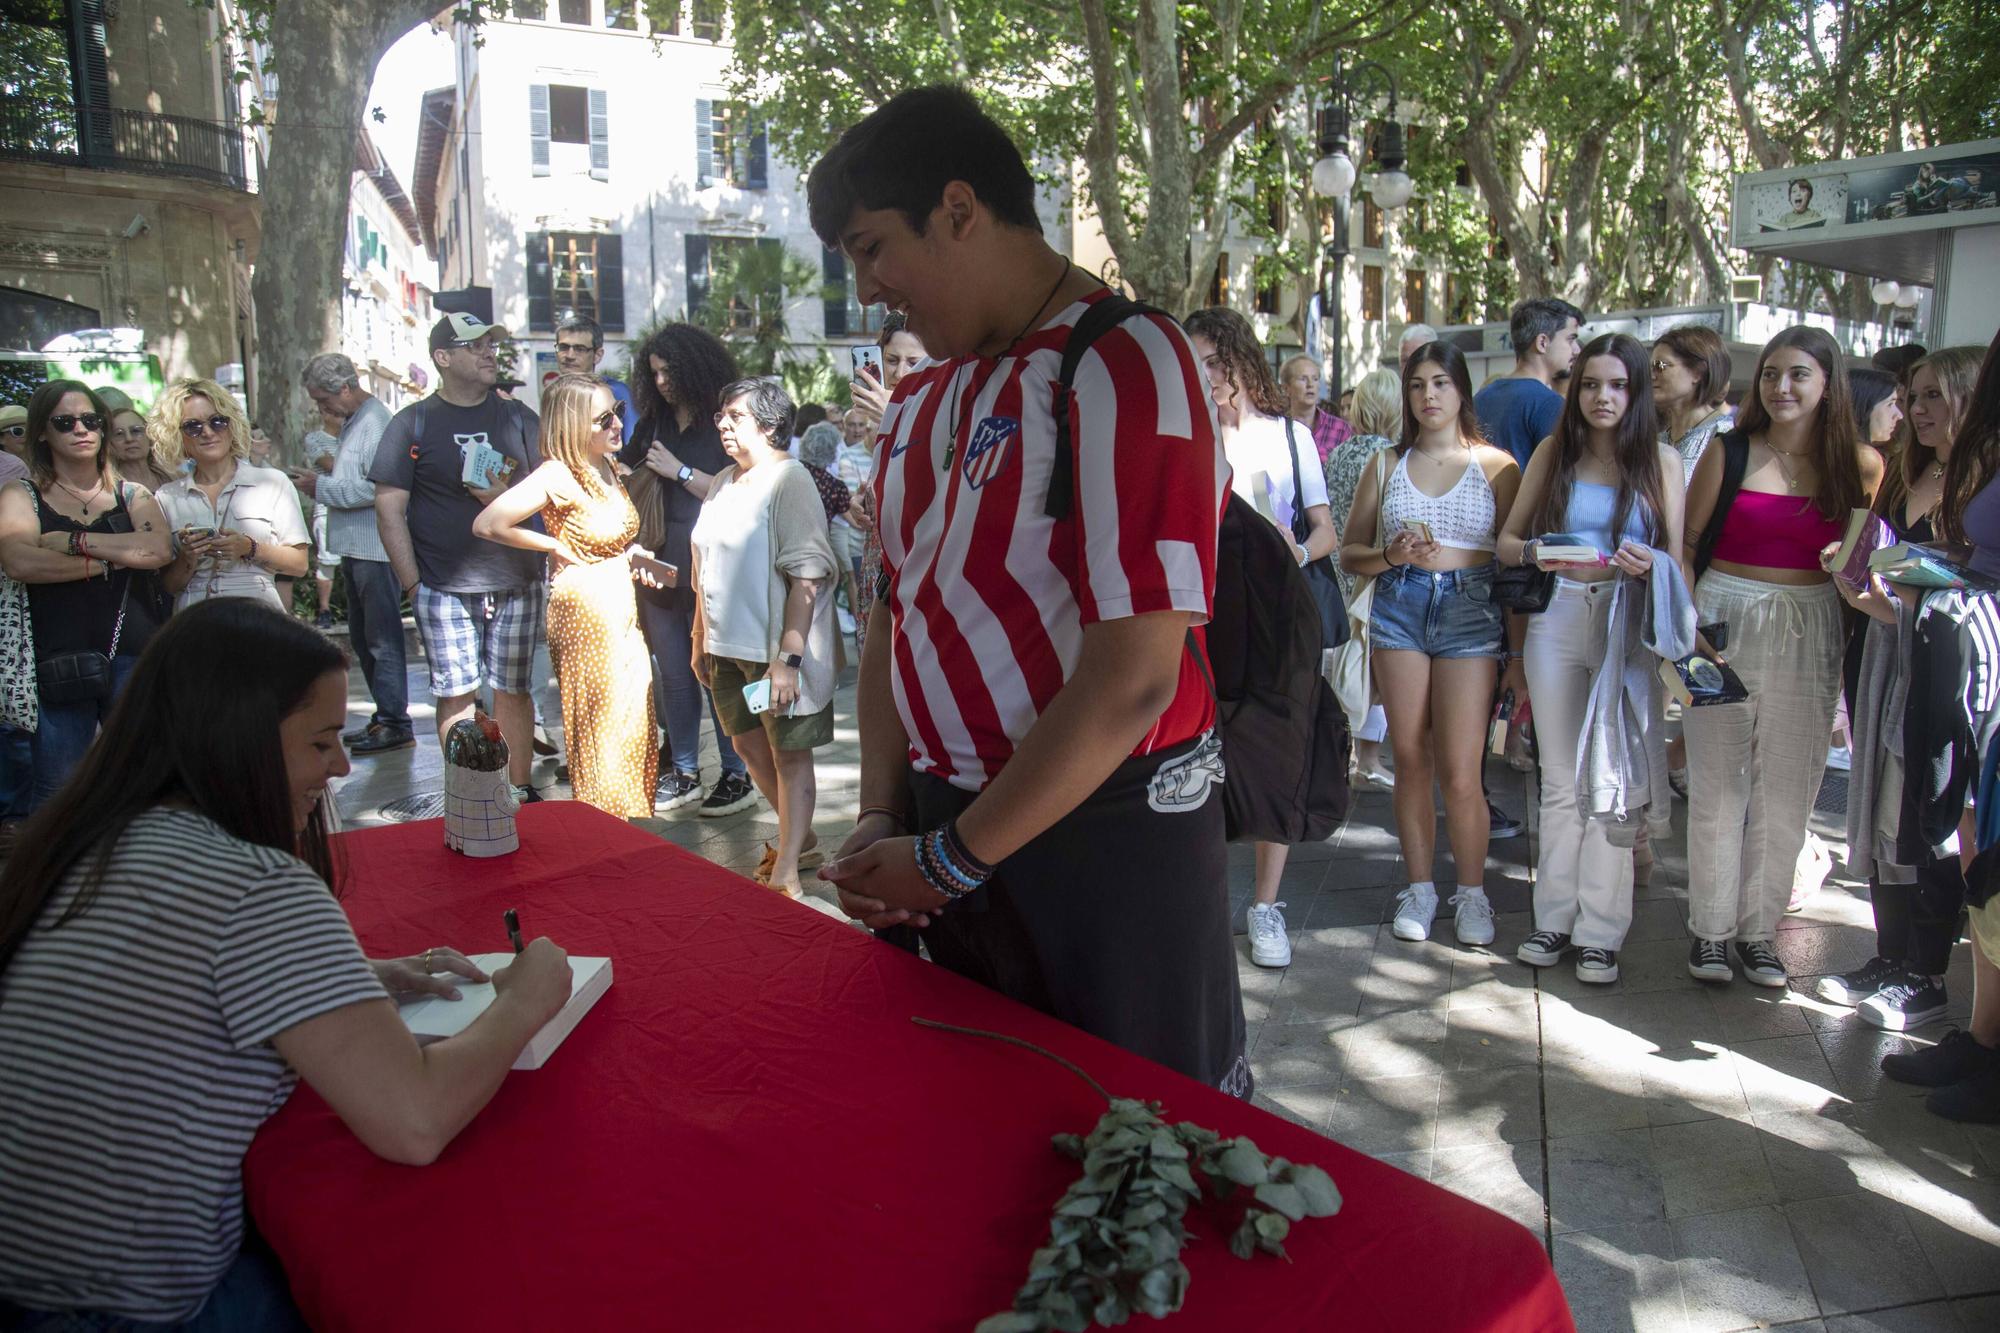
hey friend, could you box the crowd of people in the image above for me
[4,78,2000,1330]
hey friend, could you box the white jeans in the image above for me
[1682,571,1843,942]
[1525,578,1634,948]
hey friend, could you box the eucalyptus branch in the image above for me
[911,1018,1113,1103]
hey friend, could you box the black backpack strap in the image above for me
[1045,295,1169,521]
[1283,416,1311,543]
[1693,429,1751,579]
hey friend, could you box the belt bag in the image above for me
[1493,564,1555,613]
[37,577,131,705]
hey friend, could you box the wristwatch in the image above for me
[676,464,694,484]
[779,652,804,669]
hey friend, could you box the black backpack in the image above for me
[1047,296,1351,844]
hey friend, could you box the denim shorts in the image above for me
[1369,562,1504,659]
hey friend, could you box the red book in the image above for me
[1830,507,1894,591]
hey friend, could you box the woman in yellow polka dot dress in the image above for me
[474,374,658,816]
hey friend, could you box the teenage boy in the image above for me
[811,84,1248,1095]
[1473,297,1583,470]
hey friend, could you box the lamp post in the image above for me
[1311,55,1410,403]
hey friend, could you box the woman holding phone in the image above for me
[691,378,839,898]
[1341,342,1522,947]
[474,374,658,818]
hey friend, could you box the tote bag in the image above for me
[1328,449,1391,731]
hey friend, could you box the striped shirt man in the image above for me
[874,291,1228,792]
[0,809,384,1323]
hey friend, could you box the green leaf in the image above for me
[1285,1164,1343,1217]
[1217,1141,1271,1187]
[1253,1210,1291,1242]
[1253,1181,1307,1221]
[1092,1291,1129,1326]
[1229,1215,1260,1261]
[1051,1132,1086,1159]
[1154,1160,1201,1195]
[1055,1193,1104,1218]
[975,1314,1045,1333]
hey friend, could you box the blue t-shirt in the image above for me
[1474,376,1564,470]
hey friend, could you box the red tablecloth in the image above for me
[246,803,1571,1332]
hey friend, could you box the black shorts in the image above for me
[900,731,1250,1097]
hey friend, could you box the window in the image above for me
[821,246,886,338]
[1206,253,1229,307]
[527,231,624,332]
[1404,269,1427,325]
[1362,198,1383,249]
[531,84,609,180]
[1361,265,1384,322]
[691,0,725,41]
[557,0,590,24]
[1254,266,1279,316]
[605,1,637,29]
[695,99,766,189]
[685,235,783,334]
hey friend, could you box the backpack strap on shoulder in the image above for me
[1694,429,1751,579]
[1045,295,1169,521]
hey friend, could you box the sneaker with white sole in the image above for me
[698,771,758,817]
[1450,888,1495,946]
[654,769,702,812]
[1688,939,1733,982]
[1391,884,1438,942]
[1247,902,1292,968]
[1816,956,1903,1007]
[1735,940,1788,988]
[1516,930,1572,967]
[1858,974,1948,1031]
[1575,947,1619,984]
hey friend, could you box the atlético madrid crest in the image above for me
[963,415,1021,489]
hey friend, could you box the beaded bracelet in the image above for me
[913,821,995,902]
[858,804,910,832]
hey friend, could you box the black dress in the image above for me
[25,483,165,666]
[619,417,731,613]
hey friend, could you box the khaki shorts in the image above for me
[708,655,833,751]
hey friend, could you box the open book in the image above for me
[396,953,611,1070]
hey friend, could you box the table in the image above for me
[246,803,1572,1331]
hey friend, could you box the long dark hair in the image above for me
[1533,333,1666,546]
[1937,327,2000,550]
[1398,341,1483,452]
[628,322,740,439]
[26,379,110,488]
[0,601,348,977]
[1734,325,1866,519]
[1184,307,1286,418]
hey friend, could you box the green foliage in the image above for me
[688,240,821,378]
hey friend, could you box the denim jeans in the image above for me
[341,558,410,729]
[28,655,138,812]
[0,726,31,820]
[636,598,744,779]
[0,1231,306,1333]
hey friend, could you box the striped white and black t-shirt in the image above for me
[0,808,385,1322]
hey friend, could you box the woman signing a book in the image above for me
[1680,327,1883,990]
[1498,333,1686,985]
[0,600,574,1330]
[1821,345,1986,1032]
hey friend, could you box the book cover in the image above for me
[1658,653,1749,708]
[1535,532,1607,566]
[1830,508,1895,590]
[1867,542,1992,590]
[459,439,519,490]
[396,953,612,1070]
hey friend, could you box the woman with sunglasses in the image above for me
[102,398,177,492]
[473,375,658,818]
[0,380,175,810]
[150,379,311,613]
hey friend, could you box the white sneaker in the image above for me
[837,606,857,634]
[1392,884,1438,941]
[1451,888,1496,946]
[1247,902,1291,968]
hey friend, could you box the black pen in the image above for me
[504,908,524,954]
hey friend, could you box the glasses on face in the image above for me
[592,410,619,432]
[1651,359,1683,374]
[179,415,231,438]
[50,413,103,434]
[713,410,757,430]
[557,342,597,357]
[1,425,25,440]
[111,424,148,441]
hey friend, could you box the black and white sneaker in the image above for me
[1516,931,1572,968]
[654,770,703,812]
[511,783,544,805]
[1575,948,1619,984]
[1688,939,1733,982]
[1884,1028,1997,1087]
[1488,802,1525,839]
[1816,956,1904,1007]
[1735,940,1787,988]
[698,770,757,817]
[1858,974,1949,1031]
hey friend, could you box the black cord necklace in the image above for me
[944,257,1074,472]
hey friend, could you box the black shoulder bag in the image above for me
[1284,417,1349,650]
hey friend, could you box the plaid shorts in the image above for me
[412,582,547,699]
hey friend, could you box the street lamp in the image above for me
[1310,55,1408,401]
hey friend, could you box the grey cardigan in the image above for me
[1575,551,1696,844]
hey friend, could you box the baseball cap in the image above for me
[429,312,508,352]
[0,405,26,431]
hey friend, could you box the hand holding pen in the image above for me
[490,908,572,1023]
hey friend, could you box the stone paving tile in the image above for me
[1670,1204,1820,1332]
[1786,1194,1945,1316]
[1552,1222,1691,1333]
[1429,1139,1549,1236]
[1550,1128,1671,1235]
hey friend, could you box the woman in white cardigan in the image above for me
[690,378,838,897]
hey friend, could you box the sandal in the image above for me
[753,836,823,884]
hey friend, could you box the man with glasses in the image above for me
[370,314,547,800]
[0,406,27,490]
[553,316,636,438]
[293,352,412,755]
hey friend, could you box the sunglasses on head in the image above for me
[592,410,620,431]
[50,413,103,434]
[179,416,232,438]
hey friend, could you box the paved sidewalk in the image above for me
[328,652,2000,1333]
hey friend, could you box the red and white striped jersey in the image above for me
[874,291,1228,792]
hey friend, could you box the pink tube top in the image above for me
[1710,490,1845,570]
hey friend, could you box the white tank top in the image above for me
[1382,452,1498,552]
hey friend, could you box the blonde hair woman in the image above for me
[101,399,176,492]
[1322,368,1408,789]
[151,378,311,611]
[473,374,659,818]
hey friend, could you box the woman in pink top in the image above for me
[1681,327,1883,989]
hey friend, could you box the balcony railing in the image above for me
[0,100,249,191]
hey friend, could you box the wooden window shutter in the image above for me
[821,245,847,338]
[747,111,768,190]
[530,85,551,177]
[694,99,713,188]
[588,88,609,180]
[685,234,710,314]
[597,234,625,330]
[527,231,553,330]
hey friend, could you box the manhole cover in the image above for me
[377,792,446,822]
[1813,769,1849,817]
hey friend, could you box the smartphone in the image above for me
[850,345,882,382]
[742,678,773,715]
[1402,520,1434,545]
[179,525,215,540]
[629,553,679,588]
